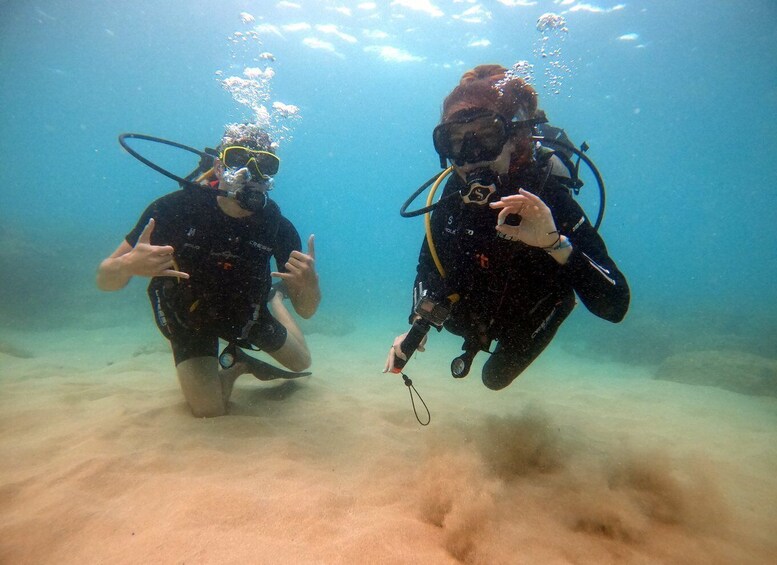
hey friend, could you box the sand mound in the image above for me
[655,350,777,397]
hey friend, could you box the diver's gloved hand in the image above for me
[383,329,427,373]
[490,188,560,248]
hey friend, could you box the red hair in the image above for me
[442,64,538,123]
[442,64,540,168]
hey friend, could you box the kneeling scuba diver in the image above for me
[118,132,310,379]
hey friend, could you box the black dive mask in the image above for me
[434,110,507,167]
[461,168,498,205]
[433,109,547,167]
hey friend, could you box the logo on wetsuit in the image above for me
[248,240,272,253]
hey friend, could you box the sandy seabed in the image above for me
[1,323,775,565]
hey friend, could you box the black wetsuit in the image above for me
[413,160,630,389]
[126,188,301,365]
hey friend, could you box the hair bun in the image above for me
[443,64,538,123]
[460,64,509,84]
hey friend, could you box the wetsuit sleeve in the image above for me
[552,191,630,322]
[274,216,302,273]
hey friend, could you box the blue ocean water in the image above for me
[0,0,775,361]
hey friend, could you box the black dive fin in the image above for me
[248,357,311,380]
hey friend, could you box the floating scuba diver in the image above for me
[385,64,630,392]
[98,124,320,417]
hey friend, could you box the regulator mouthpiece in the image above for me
[461,168,497,205]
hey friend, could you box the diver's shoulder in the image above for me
[273,204,298,234]
[263,199,300,238]
[141,188,212,220]
[151,188,195,205]
[168,187,215,207]
[264,197,281,212]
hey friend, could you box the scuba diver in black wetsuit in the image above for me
[97,123,321,417]
[384,65,629,390]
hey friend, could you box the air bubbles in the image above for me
[496,60,535,95]
[228,29,262,45]
[273,101,300,118]
[509,60,534,82]
[244,66,274,80]
[536,13,568,33]
[218,13,301,147]
[533,12,572,96]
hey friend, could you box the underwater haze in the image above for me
[1,0,776,346]
[0,0,775,356]
[1,1,776,563]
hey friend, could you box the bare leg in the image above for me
[266,293,311,372]
[173,296,314,418]
[218,360,245,398]
[176,354,263,417]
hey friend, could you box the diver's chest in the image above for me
[175,222,274,270]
